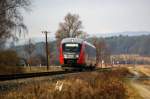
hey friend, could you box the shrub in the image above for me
[3,71,127,99]
[108,67,132,78]
[0,50,20,66]
[0,50,23,74]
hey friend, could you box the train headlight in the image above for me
[64,55,67,58]
[76,55,79,58]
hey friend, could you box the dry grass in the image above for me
[135,65,150,77]
[140,79,150,95]
[113,54,150,64]
[125,82,143,99]
[141,80,150,86]
[127,65,150,86]
[127,65,150,99]
[23,66,62,73]
[0,65,24,75]
[0,67,139,99]
[136,66,150,91]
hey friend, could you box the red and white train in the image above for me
[59,38,97,70]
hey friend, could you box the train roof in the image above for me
[84,41,96,48]
[61,38,84,44]
[61,38,95,48]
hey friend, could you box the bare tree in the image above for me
[55,13,84,46]
[0,0,31,48]
[24,38,35,66]
[55,13,85,63]
[92,37,111,67]
[78,32,89,39]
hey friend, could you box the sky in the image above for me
[22,0,150,39]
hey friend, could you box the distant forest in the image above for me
[14,34,150,65]
[104,35,150,56]
[15,34,150,57]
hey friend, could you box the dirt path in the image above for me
[131,82,150,99]
[129,67,150,99]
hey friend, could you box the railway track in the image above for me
[0,71,75,81]
[0,68,112,81]
[0,68,112,92]
[1,67,148,82]
[0,67,149,93]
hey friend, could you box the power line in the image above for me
[42,31,50,70]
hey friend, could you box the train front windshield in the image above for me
[63,43,81,53]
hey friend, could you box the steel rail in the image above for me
[0,71,75,81]
[0,67,114,81]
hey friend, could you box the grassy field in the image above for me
[0,67,144,99]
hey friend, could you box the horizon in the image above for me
[16,31,150,46]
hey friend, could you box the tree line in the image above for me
[105,35,150,56]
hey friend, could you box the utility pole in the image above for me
[42,31,50,70]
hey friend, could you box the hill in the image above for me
[14,34,150,57]
[105,35,150,56]
[12,34,150,65]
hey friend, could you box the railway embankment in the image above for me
[0,67,143,99]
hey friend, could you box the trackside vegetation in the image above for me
[0,68,141,99]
